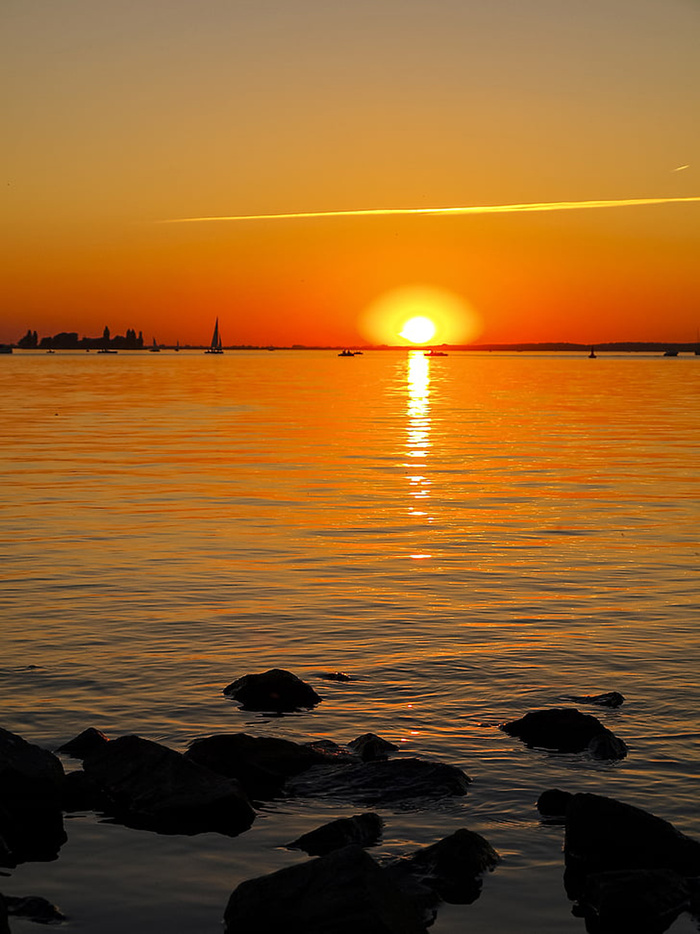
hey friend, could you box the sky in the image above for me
[2,0,700,347]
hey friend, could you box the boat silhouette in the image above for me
[205,318,224,354]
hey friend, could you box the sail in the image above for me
[206,318,224,354]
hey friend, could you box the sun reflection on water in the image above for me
[405,351,433,541]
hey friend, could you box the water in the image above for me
[1,349,699,932]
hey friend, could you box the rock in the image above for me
[563,691,625,708]
[5,895,66,924]
[575,869,689,934]
[185,733,331,800]
[387,828,500,905]
[537,788,574,817]
[61,769,110,813]
[347,733,399,762]
[56,727,109,759]
[82,734,255,836]
[287,813,383,856]
[285,757,471,807]
[223,668,322,712]
[0,727,67,867]
[564,793,700,889]
[500,708,627,759]
[316,671,352,682]
[223,845,429,934]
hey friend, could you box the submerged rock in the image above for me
[537,788,574,818]
[82,734,255,836]
[224,845,429,934]
[223,668,323,712]
[347,733,399,762]
[185,733,330,800]
[500,708,627,759]
[285,757,471,807]
[563,691,625,709]
[316,671,353,682]
[0,727,67,867]
[287,813,383,856]
[387,828,501,905]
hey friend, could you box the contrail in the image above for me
[164,196,700,224]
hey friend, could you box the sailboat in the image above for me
[149,337,161,353]
[205,318,224,354]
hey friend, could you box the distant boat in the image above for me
[205,318,224,354]
[589,347,597,358]
[663,349,679,357]
[0,344,13,355]
[174,340,180,352]
[338,349,355,357]
[424,349,448,357]
[97,348,117,354]
[149,338,161,353]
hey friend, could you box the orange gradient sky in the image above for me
[2,0,700,346]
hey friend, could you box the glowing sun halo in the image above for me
[400,316,437,344]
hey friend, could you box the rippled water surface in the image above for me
[2,349,699,932]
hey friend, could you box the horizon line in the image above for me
[163,196,700,224]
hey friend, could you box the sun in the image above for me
[360,285,483,346]
[400,316,436,344]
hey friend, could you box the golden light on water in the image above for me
[360,285,483,345]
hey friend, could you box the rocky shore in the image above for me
[1,668,698,933]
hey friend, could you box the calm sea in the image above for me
[2,349,699,933]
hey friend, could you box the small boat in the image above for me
[588,347,597,358]
[424,349,448,357]
[663,349,679,357]
[149,338,161,353]
[174,341,180,352]
[97,348,117,354]
[205,318,224,354]
[338,349,355,357]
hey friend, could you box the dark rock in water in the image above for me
[500,708,627,759]
[82,734,255,836]
[0,727,67,867]
[5,894,66,924]
[287,813,383,856]
[61,769,110,813]
[537,788,574,817]
[316,671,353,682]
[223,668,322,712]
[387,828,500,905]
[185,733,330,800]
[0,894,9,934]
[57,727,109,759]
[564,793,700,893]
[563,691,625,708]
[223,844,429,934]
[575,869,689,934]
[347,733,399,762]
[285,757,471,807]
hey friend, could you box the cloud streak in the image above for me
[164,196,700,224]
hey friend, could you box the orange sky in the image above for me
[2,1,700,346]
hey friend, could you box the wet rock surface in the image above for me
[285,757,471,806]
[4,894,66,924]
[501,708,627,759]
[574,868,689,934]
[224,844,430,934]
[0,727,67,867]
[287,812,383,856]
[563,691,625,709]
[223,668,323,712]
[56,727,109,759]
[347,732,399,761]
[81,734,256,835]
[185,732,330,800]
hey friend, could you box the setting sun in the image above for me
[400,316,437,344]
[360,285,483,346]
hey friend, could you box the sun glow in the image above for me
[360,285,483,346]
[400,316,436,344]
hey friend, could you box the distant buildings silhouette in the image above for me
[17,327,144,350]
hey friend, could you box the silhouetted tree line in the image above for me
[17,327,144,349]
